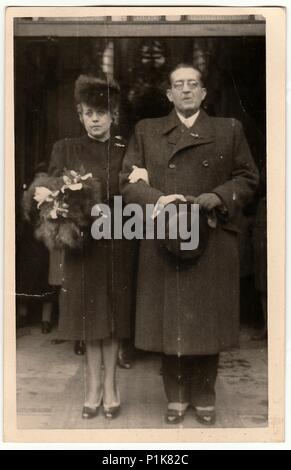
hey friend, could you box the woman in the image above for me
[49,75,134,419]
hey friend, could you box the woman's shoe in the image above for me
[194,406,216,425]
[82,405,100,419]
[103,391,121,419]
[74,340,86,355]
[41,321,52,334]
[82,393,103,419]
[103,404,121,420]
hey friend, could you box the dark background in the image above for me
[14,35,266,326]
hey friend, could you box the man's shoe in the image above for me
[74,340,86,355]
[117,353,131,369]
[41,321,52,334]
[51,339,66,345]
[165,403,189,425]
[194,406,216,425]
[165,409,186,425]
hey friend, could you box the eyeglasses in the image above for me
[172,80,203,91]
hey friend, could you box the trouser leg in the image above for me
[187,354,219,407]
[161,355,190,404]
[162,354,219,406]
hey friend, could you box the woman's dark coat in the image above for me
[49,133,135,341]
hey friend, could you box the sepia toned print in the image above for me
[4,6,285,443]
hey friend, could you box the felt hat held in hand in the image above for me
[162,196,209,262]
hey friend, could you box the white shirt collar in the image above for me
[176,110,200,129]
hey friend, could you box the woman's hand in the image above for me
[128,165,149,185]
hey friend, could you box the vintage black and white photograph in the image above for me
[4,6,285,441]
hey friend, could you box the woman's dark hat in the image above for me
[162,197,209,262]
[74,75,120,111]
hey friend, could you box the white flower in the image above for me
[67,182,83,191]
[80,173,93,181]
[61,171,92,193]
[34,187,59,208]
[63,175,71,185]
[49,200,69,219]
[49,201,59,219]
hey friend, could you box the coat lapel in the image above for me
[163,109,215,164]
[162,110,183,145]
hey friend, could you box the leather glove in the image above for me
[195,193,223,211]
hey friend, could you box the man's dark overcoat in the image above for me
[120,109,259,355]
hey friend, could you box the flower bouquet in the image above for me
[26,168,102,250]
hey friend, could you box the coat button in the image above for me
[169,163,176,169]
[202,160,209,167]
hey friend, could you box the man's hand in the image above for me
[152,194,187,220]
[195,193,222,211]
[128,165,149,184]
[159,194,187,207]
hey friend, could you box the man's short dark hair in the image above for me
[168,63,206,88]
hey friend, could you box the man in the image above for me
[120,64,259,425]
